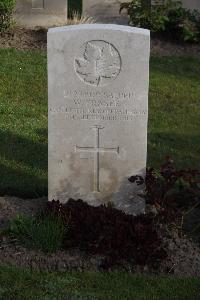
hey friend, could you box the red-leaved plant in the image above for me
[129,157,200,223]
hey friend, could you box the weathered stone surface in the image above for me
[182,0,200,10]
[152,0,200,10]
[48,24,150,214]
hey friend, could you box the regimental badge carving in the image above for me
[75,40,121,87]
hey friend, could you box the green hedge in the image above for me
[120,0,200,42]
[0,0,16,32]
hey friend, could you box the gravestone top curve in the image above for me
[48,24,150,36]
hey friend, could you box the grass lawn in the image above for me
[0,48,199,198]
[0,266,200,300]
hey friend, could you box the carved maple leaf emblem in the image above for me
[75,41,121,86]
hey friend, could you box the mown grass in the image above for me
[0,49,199,198]
[0,266,200,300]
[0,49,47,197]
[149,56,200,169]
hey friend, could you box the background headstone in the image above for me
[152,0,200,10]
[15,0,68,28]
[83,0,132,24]
[48,24,150,215]
[181,0,200,10]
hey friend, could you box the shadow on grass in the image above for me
[0,129,47,198]
[148,132,200,169]
[0,164,47,198]
[0,129,47,170]
[36,128,48,139]
[150,56,200,81]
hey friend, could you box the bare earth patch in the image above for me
[0,27,47,51]
[0,27,200,56]
[0,196,47,229]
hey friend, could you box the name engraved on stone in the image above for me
[64,90,134,100]
[75,41,121,87]
[75,125,119,192]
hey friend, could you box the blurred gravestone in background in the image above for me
[15,0,68,27]
[83,0,131,24]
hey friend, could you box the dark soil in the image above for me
[0,196,200,275]
[1,27,200,56]
[0,27,47,51]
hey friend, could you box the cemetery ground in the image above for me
[0,35,200,297]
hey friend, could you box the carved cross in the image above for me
[75,125,119,192]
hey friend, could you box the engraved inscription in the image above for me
[49,106,147,121]
[64,90,134,101]
[75,125,119,192]
[75,41,121,87]
[49,88,147,121]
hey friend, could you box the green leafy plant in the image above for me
[9,214,66,253]
[120,0,200,42]
[0,0,16,32]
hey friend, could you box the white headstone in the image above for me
[48,24,150,215]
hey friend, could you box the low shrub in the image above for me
[129,157,200,228]
[120,0,200,42]
[44,199,167,269]
[9,214,65,253]
[0,0,16,32]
